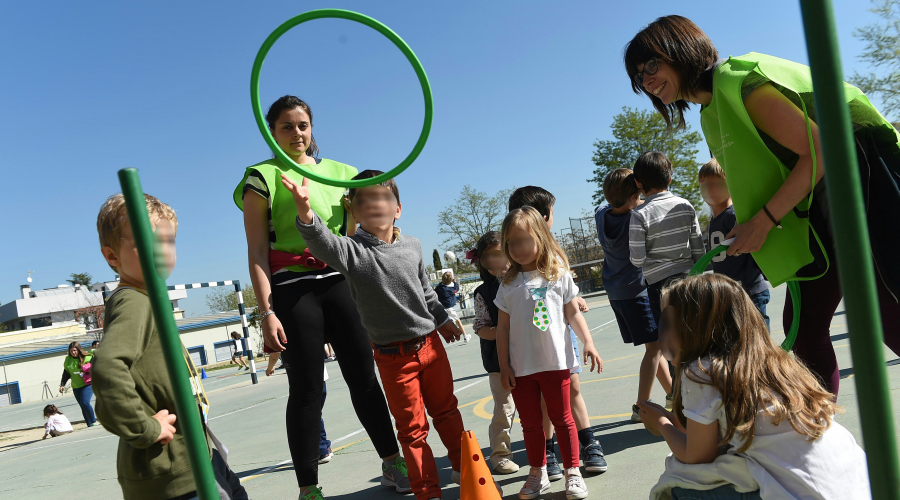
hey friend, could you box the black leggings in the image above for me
[273,274,399,486]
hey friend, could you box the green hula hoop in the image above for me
[250,9,433,188]
[689,246,801,352]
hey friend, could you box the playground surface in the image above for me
[1,284,896,500]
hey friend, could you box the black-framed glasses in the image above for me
[633,57,659,86]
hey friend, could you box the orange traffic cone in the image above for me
[459,430,502,500]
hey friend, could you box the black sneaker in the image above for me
[545,448,563,481]
[580,439,608,473]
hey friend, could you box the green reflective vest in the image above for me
[233,158,357,273]
[64,354,93,389]
[700,52,894,286]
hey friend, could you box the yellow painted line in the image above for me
[473,396,494,420]
[603,353,643,363]
[589,412,632,421]
[334,437,371,452]
[579,373,639,386]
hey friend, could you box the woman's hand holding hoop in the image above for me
[725,211,774,257]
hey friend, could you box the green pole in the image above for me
[799,1,900,498]
[118,168,220,499]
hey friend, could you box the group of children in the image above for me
[80,141,868,500]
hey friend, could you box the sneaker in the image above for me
[580,439,608,473]
[518,467,551,499]
[299,485,325,500]
[464,334,472,343]
[493,457,520,475]
[631,404,642,423]
[666,392,675,411]
[564,468,588,500]
[545,447,563,481]
[381,456,412,493]
[318,448,333,464]
[451,469,461,484]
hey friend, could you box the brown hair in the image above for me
[348,170,400,205]
[230,331,242,340]
[624,15,718,128]
[508,186,556,219]
[43,404,62,417]
[633,151,672,191]
[265,95,319,158]
[66,341,90,367]
[698,158,726,182]
[442,272,453,285]
[662,274,837,452]
[501,207,569,285]
[476,231,502,283]
[97,193,178,271]
[603,168,640,208]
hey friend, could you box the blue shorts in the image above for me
[610,296,658,346]
[569,327,582,374]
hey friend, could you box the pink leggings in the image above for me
[510,369,579,469]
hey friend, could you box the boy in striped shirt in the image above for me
[628,151,705,325]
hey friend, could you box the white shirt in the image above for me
[494,270,578,377]
[45,414,73,434]
[681,359,870,499]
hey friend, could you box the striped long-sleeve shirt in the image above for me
[629,191,705,285]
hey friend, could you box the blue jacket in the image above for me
[434,282,459,308]
[595,205,647,300]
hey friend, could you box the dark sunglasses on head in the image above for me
[633,57,659,86]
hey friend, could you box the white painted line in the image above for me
[208,395,288,421]
[453,378,486,394]
[590,319,617,332]
[331,428,366,444]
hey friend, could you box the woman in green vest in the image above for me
[235,96,406,500]
[622,15,900,397]
[59,341,96,427]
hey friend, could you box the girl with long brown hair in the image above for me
[59,341,96,427]
[638,274,868,499]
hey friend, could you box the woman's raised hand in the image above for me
[280,174,314,224]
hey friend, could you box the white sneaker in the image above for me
[450,469,460,484]
[518,466,550,499]
[565,468,588,500]
[464,334,472,343]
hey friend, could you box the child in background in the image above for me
[629,152,705,326]
[638,274,869,500]
[698,159,771,329]
[42,405,73,439]
[495,207,603,500]
[435,272,470,343]
[283,170,465,500]
[508,186,608,477]
[92,193,247,500]
[595,169,673,422]
[230,331,250,371]
[471,231,520,475]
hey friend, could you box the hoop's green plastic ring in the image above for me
[250,9,433,188]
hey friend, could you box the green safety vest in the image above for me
[233,158,357,273]
[64,354,93,389]
[700,52,895,286]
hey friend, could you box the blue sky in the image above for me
[0,0,880,316]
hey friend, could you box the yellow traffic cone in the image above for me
[460,430,502,500]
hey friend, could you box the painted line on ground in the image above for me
[590,319,617,332]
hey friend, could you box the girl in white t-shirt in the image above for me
[43,404,73,440]
[494,207,603,500]
[639,274,870,500]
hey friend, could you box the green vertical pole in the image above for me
[118,168,220,500]
[799,1,900,498]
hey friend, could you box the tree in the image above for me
[205,285,258,313]
[588,107,704,210]
[437,186,514,253]
[850,0,900,118]
[68,272,93,287]
[432,249,442,271]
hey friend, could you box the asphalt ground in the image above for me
[2,284,898,500]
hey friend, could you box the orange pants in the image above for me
[373,332,464,500]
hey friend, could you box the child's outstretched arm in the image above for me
[563,301,603,373]
[637,401,719,464]
[282,174,353,275]
[496,310,516,391]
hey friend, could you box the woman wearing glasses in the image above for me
[622,15,900,398]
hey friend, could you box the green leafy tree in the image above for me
[588,107,703,210]
[437,185,514,253]
[205,285,258,313]
[850,0,900,118]
[67,272,93,287]
[432,249,442,272]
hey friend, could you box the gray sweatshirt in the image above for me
[296,213,450,345]
[629,191,705,285]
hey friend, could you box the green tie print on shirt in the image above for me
[529,286,551,331]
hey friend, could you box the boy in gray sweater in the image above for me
[281,169,466,500]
